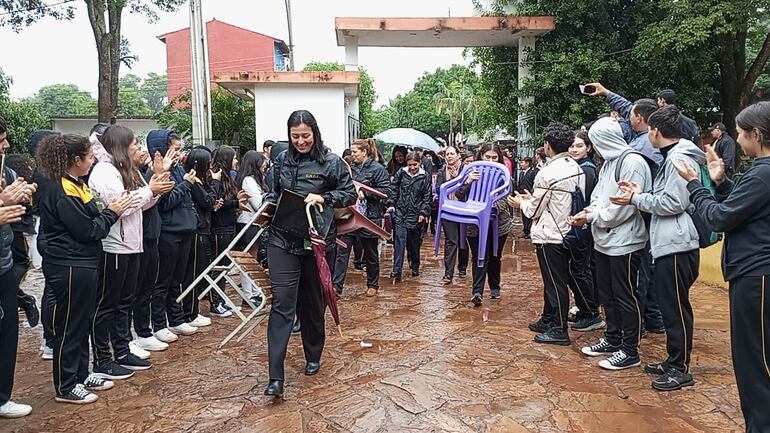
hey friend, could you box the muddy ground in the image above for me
[5,238,744,432]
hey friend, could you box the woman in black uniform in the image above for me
[263,110,356,397]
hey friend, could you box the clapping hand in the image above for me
[704,144,726,185]
[183,169,197,184]
[672,158,699,183]
[568,209,590,226]
[0,178,31,205]
[507,190,531,208]
[107,194,140,216]
[163,148,180,172]
[0,203,26,224]
[237,190,252,212]
[152,151,165,175]
[609,180,641,206]
[149,172,175,195]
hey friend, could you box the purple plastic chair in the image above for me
[434,161,511,267]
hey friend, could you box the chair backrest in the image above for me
[465,161,511,203]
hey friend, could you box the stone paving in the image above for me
[6,239,744,432]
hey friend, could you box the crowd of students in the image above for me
[0,93,769,431]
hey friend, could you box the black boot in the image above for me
[264,380,284,397]
[304,362,320,376]
[292,317,301,334]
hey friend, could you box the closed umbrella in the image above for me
[306,203,343,337]
[374,128,440,153]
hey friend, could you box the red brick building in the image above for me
[158,19,289,102]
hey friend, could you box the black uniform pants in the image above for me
[568,238,599,319]
[182,233,211,322]
[92,252,141,367]
[655,250,699,373]
[10,231,29,287]
[522,216,533,236]
[468,233,508,296]
[536,243,571,331]
[267,245,333,381]
[442,221,463,279]
[332,234,354,291]
[595,250,642,357]
[41,279,55,348]
[638,242,665,330]
[210,232,234,306]
[352,237,364,268]
[133,238,159,338]
[729,275,770,433]
[155,232,192,330]
[0,269,19,405]
[44,264,95,396]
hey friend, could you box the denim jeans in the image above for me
[392,223,423,276]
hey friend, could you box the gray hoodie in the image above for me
[587,117,653,256]
[631,139,705,259]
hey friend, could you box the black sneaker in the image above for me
[353,263,365,271]
[21,295,40,328]
[644,361,670,375]
[117,353,152,371]
[581,338,620,357]
[645,324,666,334]
[442,276,452,285]
[489,289,501,299]
[411,270,420,277]
[458,270,467,278]
[55,384,98,405]
[92,360,135,380]
[599,350,641,371]
[82,375,114,391]
[471,294,482,306]
[292,317,301,334]
[390,273,402,283]
[528,318,551,333]
[571,316,606,332]
[534,327,570,346]
[210,302,233,318]
[567,312,579,323]
[652,368,694,391]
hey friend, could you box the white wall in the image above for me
[52,118,160,142]
[252,85,347,156]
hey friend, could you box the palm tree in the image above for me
[433,81,460,145]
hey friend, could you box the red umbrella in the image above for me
[306,203,343,337]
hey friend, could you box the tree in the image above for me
[433,80,484,144]
[119,73,142,90]
[302,61,378,137]
[0,68,49,155]
[140,72,168,112]
[117,87,151,117]
[29,84,98,117]
[0,0,186,123]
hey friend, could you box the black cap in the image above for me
[708,122,726,132]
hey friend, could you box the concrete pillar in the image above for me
[517,36,536,152]
[344,36,359,72]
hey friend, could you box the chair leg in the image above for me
[459,224,467,249]
[477,222,488,268]
[492,216,499,257]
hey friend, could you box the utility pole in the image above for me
[189,0,212,147]
[285,0,295,71]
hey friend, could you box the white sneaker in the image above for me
[55,384,98,405]
[136,335,169,351]
[41,345,53,360]
[0,400,32,418]
[188,314,211,328]
[169,323,199,336]
[129,341,151,360]
[154,328,179,343]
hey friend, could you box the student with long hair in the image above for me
[465,143,514,306]
[387,146,407,180]
[436,145,471,284]
[235,150,268,305]
[674,101,770,430]
[36,133,137,404]
[88,125,174,377]
[181,147,216,327]
[209,145,242,317]
[263,110,355,397]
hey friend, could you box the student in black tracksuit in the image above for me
[183,147,216,325]
[36,133,135,404]
[209,145,241,316]
[567,131,602,331]
[676,102,770,433]
[263,110,356,398]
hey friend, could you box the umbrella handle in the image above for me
[305,202,323,229]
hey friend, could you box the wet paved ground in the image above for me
[6,237,744,432]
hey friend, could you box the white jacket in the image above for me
[520,153,585,245]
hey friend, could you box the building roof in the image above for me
[158,18,289,52]
[335,16,555,47]
[214,71,360,100]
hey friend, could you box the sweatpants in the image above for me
[655,250,699,373]
[44,264,95,397]
[182,233,211,322]
[133,238,159,338]
[210,232,235,306]
[155,232,192,330]
[392,223,423,276]
[638,242,665,330]
[266,245,334,381]
[729,275,770,433]
[468,232,508,296]
[10,231,29,286]
[0,269,19,405]
[92,252,141,367]
[595,250,642,357]
[442,220,464,279]
[567,237,599,319]
[41,279,55,348]
[536,243,571,331]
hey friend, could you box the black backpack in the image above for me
[562,183,590,249]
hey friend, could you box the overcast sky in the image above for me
[1,0,479,107]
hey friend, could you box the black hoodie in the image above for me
[687,157,770,281]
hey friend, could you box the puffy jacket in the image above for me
[631,140,705,259]
[140,167,162,241]
[351,157,391,238]
[387,167,432,229]
[587,117,652,256]
[88,141,157,254]
[264,149,356,255]
[39,174,119,268]
[146,129,196,234]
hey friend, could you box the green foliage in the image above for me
[154,92,192,141]
[119,74,142,90]
[28,84,98,117]
[140,72,168,112]
[0,68,49,155]
[117,88,152,117]
[302,61,378,138]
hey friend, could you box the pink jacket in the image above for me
[88,139,158,254]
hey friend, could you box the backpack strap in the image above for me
[614,149,638,183]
